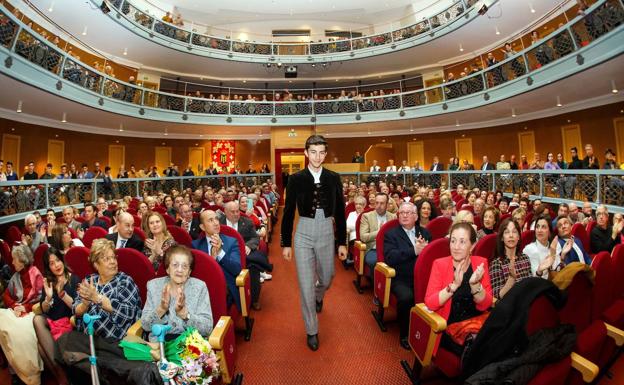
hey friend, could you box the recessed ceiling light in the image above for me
[48,1,54,12]
[16,100,22,113]
[459,44,464,52]
[61,112,67,123]
[82,26,88,36]
[556,96,562,107]
[495,26,500,35]
[612,80,618,94]
[123,48,128,56]
[529,3,536,13]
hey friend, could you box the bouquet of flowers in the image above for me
[171,328,220,385]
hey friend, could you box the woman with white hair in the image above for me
[0,244,44,384]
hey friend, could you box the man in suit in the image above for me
[80,203,108,231]
[361,193,397,280]
[177,203,201,240]
[220,201,272,310]
[105,212,144,252]
[281,135,347,351]
[477,155,495,190]
[62,206,82,231]
[383,201,431,350]
[429,156,444,188]
[193,210,242,310]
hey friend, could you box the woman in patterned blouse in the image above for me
[142,211,177,271]
[489,218,532,299]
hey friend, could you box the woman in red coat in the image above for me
[425,222,493,355]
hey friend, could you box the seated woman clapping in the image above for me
[425,223,493,356]
[55,238,141,382]
[33,247,80,385]
[489,218,533,299]
[522,215,561,278]
[142,211,177,271]
[141,245,213,342]
[0,244,44,385]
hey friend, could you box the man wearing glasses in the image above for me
[281,135,347,351]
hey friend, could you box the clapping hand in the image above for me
[469,263,485,285]
[209,234,222,258]
[159,283,171,313]
[175,287,188,319]
[78,277,98,303]
[453,257,469,288]
[561,237,574,256]
[43,278,54,300]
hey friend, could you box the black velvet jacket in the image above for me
[280,167,346,247]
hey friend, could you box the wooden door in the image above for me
[455,138,473,166]
[518,131,536,160]
[108,145,125,177]
[561,125,582,162]
[188,147,205,174]
[47,139,64,174]
[155,147,172,173]
[614,118,624,163]
[1,134,20,169]
[407,141,424,169]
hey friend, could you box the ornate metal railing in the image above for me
[0,173,274,224]
[336,169,624,212]
[101,0,482,61]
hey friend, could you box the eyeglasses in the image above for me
[398,211,415,216]
[171,262,190,271]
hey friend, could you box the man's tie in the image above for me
[119,239,127,249]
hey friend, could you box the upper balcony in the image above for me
[0,0,623,134]
[24,0,565,80]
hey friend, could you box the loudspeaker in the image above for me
[478,4,488,15]
[285,65,297,78]
[100,1,111,14]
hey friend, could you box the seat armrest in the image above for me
[209,316,232,350]
[32,303,42,315]
[412,303,447,333]
[209,316,235,384]
[570,352,599,383]
[236,269,251,317]
[605,323,624,346]
[375,262,396,278]
[126,320,144,338]
[235,268,249,287]
[354,240,367,251]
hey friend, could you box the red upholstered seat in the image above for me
[352,211,371,293]
[116,248,155,305]
[425,216,453,240]
[98,215,112,228]
[131,214,142,227]
[33,243,48,274]
[413,238,450,303]
[67,227,78,239]
[6,225,23,247]
[571,223,590,255]
[133,227,146,241]
[586,220,596,237]
[64,247,94,279]
[344,202,356,218]
[163,214,176,226]
[520,230,536,251]
[500,213,512,223]
[82,226,108,248]
[473,233,497,261]
[153,206,167,214]
[611,244,624,299]
[218,225,253,341]
[474,215,483,230]
[168,225,193,248]
[0,239,14,273]
[460,204,474,214]
[372,219,400,331]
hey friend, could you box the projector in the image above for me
[285,65,297,78]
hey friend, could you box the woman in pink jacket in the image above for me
[425,222,493,355]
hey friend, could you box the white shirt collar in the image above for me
[308,166,323,183]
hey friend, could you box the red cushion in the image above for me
[82,226,108,249]
[575,319,607,363]
[116,248,155,305]
[591,252,614,320]
[167,225,193,248]
[425,217,453,240]
[413,238,450,303]
[435,347,462,378]
[189,249,228,323]
[602,299,624,329]
[65,247,94,280]
[473,233,497,261]
[376,219,400,264]
[571,223,590,254]
[527,356,570,385]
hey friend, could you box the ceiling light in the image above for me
[459,43,464,52]
[82,26,88,36]
[529,4,536,13]
[123,47,128,56]
[48,1,54,12]
[276,62,282,68]
[511,108,516,117]
[242,80,246,83]
[118,124,124,132]
[495,26,500,35]
[61,112,67,123]
[455,119,460,127]
[556,96,562,107]
[16,100,22,113]
[612,80,618,94]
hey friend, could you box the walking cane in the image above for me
[152,324,177,384]
[82,313,101,385]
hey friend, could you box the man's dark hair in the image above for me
[375,192,389,201]
[571,147,578,153]
[6,161,12,166]
[559,203,569,210]
[81,163,88,168]
[84,203,97,212]
[46,163,53,168]
[304,135,328,151]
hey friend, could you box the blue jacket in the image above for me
[558,236,591,265]
[192,233,242,310]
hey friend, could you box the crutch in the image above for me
[152,324,177,384]
[82,313,101,385]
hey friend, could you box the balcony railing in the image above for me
[2,169,623,225]
[0,173,274,224]
[0,0,622,124]
[101,0,483,62]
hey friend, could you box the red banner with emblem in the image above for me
[211,140,235,173]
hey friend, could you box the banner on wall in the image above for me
[211,140,235,173]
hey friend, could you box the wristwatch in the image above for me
[183,312,190,321]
